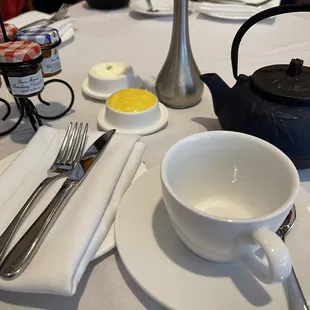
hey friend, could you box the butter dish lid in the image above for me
[16,26,60,45]
[0,41,42,63]
[0,23,18,42]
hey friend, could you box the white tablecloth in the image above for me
[0,2,310,309]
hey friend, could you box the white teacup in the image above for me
[161,131,299,284]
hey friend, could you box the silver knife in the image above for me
[0,129,116,280]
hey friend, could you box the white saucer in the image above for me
[130,0,193,17]
[0,151,147,261]
[116,166,310,310]
[196,0,280,21]
[82,76,143,101]
[97,103,169,136]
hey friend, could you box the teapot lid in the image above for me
[252,59,310,105]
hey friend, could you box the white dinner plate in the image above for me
[0,150,147,261]
[116,166,310,310]
[196,0,280,21]
[130,0,193,17]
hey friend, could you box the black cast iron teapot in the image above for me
[201,4,310,169]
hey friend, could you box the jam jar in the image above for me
[16,27,62,77]
[0,24,18,42]
[0,41,44,98]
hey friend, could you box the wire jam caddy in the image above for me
[0,7,74,137]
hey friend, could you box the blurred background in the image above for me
[1,0,309,22]
[1,0,82,21]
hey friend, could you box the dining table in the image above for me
[0,1,310,309]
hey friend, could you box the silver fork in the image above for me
[19,3,70,31]
[0,122,88,263]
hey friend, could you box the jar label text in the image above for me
[8,71,44,96]
[42,48,61,75]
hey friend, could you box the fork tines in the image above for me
[53,3,70,21]
[53,122,88,168]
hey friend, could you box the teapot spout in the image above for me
[200,73,230,116]
[200,73,230,96]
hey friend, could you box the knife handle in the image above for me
[0,181,76,280]
[0,174,64,264]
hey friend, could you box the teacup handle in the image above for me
[239,229,291,284]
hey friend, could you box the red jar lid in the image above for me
[0,24,18,42]
[0,41,42,63]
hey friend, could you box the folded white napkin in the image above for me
[48,19,74,43]
[7,11,74,43]
[0,126,145,295]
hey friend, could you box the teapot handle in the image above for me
[231,4,310,80]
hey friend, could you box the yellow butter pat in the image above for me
[108,89,157,113]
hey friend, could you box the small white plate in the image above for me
[82,76,144,101]
[130,0,193,17]
[116,166,310,310]
[196,0,280,21]
[97,103,168,136]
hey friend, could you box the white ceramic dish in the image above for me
[160,131,299,284]
[196,0,280,21]
[116,166,310,310]
[82,76,143,101]
[86,63,137,95]
[130,0,193,17]
[0,151,147,260]
[97,101,168,136]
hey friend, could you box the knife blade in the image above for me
[0,129,116,280]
